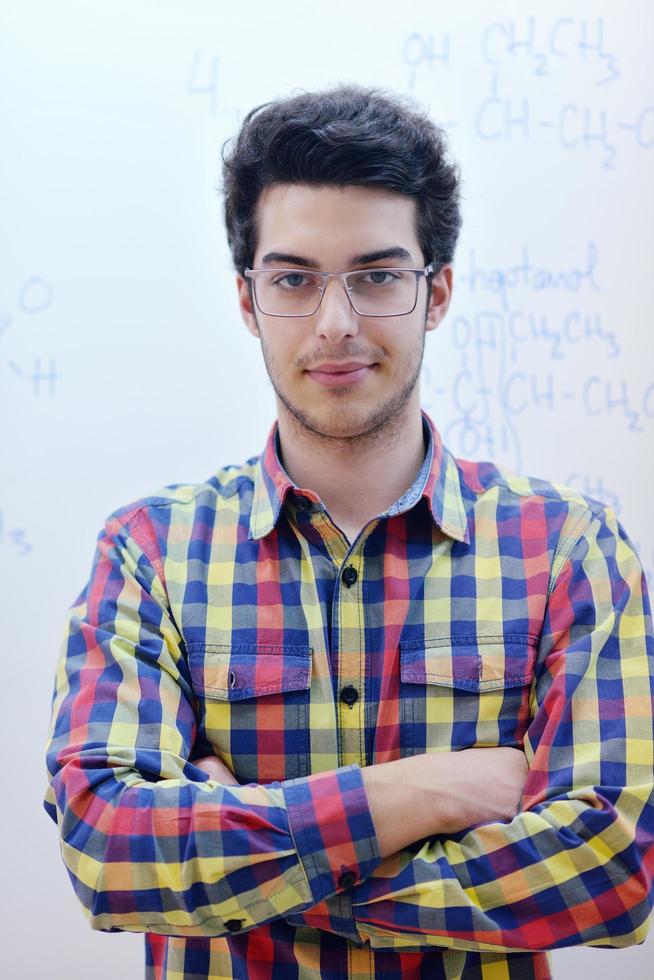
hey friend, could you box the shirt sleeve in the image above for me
[347,504,654,954]
[43,510,380,938]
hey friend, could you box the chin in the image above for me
[292,398,400,440]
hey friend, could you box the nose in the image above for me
[313,276,360,343]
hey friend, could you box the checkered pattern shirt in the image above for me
[43,409,654,979]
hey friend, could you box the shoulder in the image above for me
[453,453,616,556]
[106,455,260,526]
[96,454,261,569]
[457,453,608,510]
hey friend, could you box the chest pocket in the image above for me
[399,634,537,755]
[187,642,313,783]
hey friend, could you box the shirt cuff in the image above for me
[283,763,381,905]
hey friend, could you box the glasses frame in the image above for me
[243,263,435,318]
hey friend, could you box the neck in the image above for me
[275,398,428,531]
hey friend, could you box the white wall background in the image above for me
[1,1,653,976]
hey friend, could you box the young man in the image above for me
[44,84,654,979]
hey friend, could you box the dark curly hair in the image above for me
[219,82,463,296]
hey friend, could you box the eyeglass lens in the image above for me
[253,269,419,316]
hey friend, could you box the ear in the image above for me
[424,264,453,333]
[236,273,260,338]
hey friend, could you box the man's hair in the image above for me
[219,82,463,288]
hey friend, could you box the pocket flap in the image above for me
[187,642,313,701]
[399,634,537,692]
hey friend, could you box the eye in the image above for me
[272,271,316,289]
[358,269,400,285]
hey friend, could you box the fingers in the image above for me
[195,756,224,779]
[193,754,240,785]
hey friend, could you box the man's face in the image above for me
[236,183,452,441]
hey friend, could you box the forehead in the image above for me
[252,183,420,266]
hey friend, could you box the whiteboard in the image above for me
[1,2,652,976]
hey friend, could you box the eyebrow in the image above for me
[259,246,414,268]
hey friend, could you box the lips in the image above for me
[306,363,376,387]
[310,362,373,373]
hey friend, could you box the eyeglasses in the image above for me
[243,263,435,317]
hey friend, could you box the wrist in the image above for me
[361,754,445,856]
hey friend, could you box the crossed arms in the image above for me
[43,503,654,951]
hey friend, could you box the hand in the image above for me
[362,746,530,857]
[434,746,529,833]
[193,753,240,786]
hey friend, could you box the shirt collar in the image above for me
[248,408,470,544]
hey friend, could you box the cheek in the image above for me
[388,332,423,368]
[260,333,301,381]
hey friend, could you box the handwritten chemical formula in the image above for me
[401,18,653,169]
[1,276,58,397]
[421,238,652,472]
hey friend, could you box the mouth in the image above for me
[306,364,377,387]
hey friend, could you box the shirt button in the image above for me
[339,870,357,889]
[340,685,359,706]
[295,496,312,511]
[342,565,358,587]
[225,919,244,932]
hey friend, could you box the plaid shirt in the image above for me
[44,409,654,979]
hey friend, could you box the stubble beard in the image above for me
[256,314,427,453]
